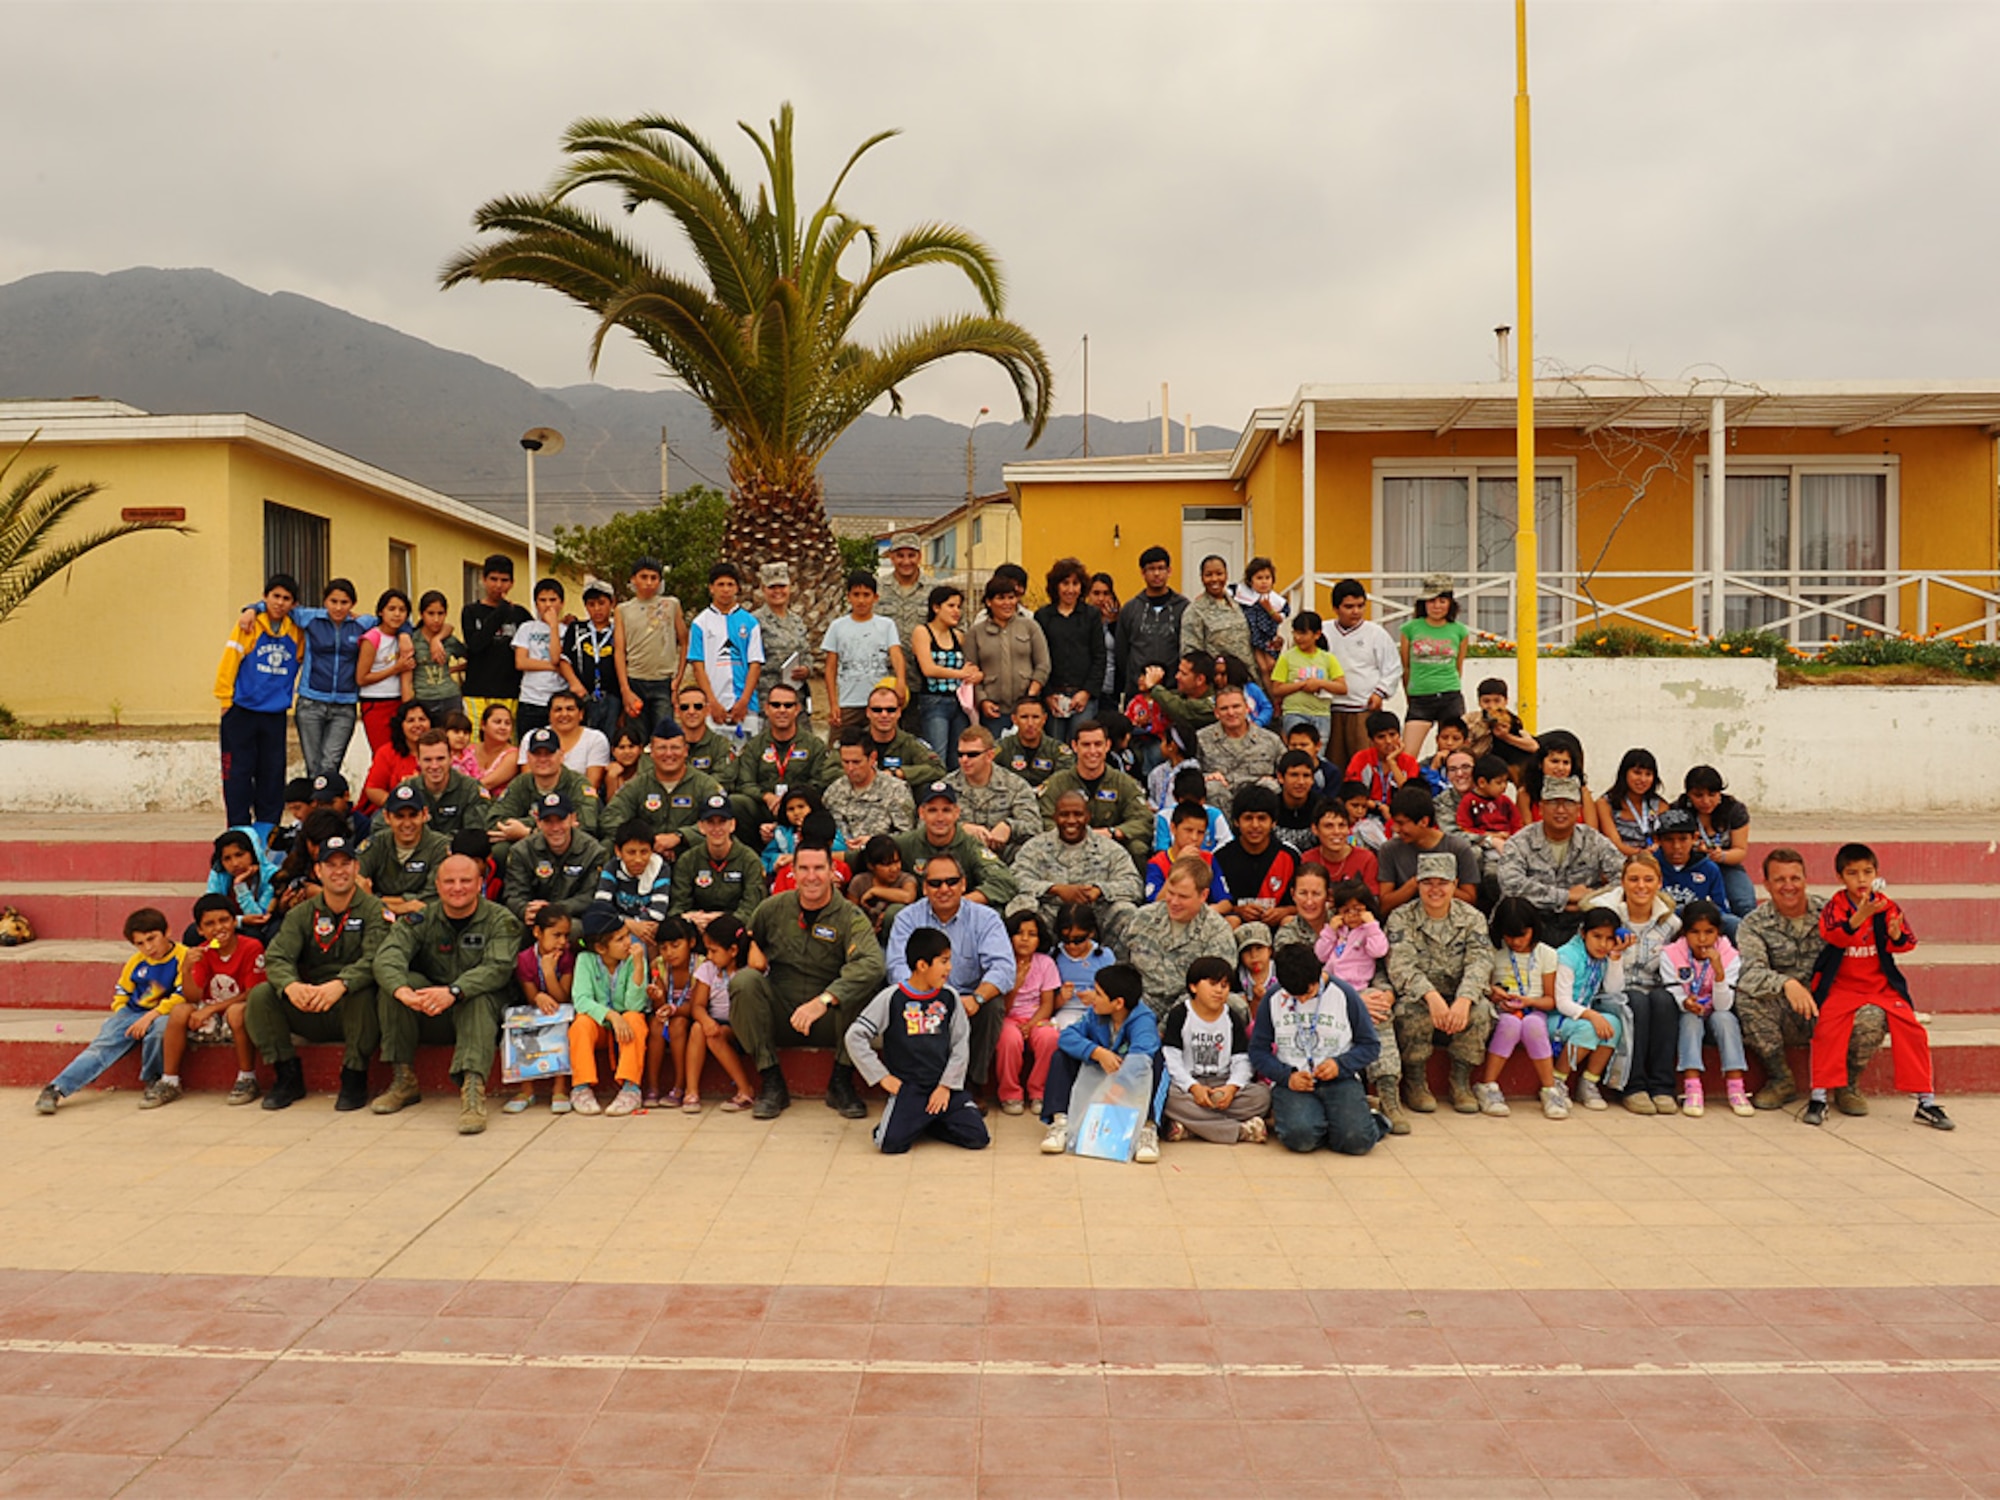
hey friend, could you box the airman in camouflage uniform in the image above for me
[826,747,917,845]
[1494,776,1624,937]
[1196,687,1285,816]
[1387,853,1495,1114]
[1126,869,1240,1015]
[1736,869,1887,1112]
[947,742,1043,859]
[1007,790,1142,950]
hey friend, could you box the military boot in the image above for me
[1375,1083,1412,1136]
[1402,1061,1437,1114]
[752,1064,791,1121]
[261,1058,306,1111]
[1752,1060,1798,1111]
[371,1064,421,1115]
[1448,1060,1479,1115]
[824,1064,866,1119]
[457,1074,488,1135]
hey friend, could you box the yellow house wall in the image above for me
[1017,476,1242,604]
[3,435,537,725]
[3,437,234,724]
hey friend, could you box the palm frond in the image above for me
[0,437,192,626]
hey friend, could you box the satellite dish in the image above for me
[520,427,566,456]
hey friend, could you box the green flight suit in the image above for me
[501,828,608,924]
[1037,766,1155,869]
[892,826,1020,910]
[244,888,387,1068]
[863,729,945,785]
[357,828,451,908]
[373,897,523,1082]
[683,727,739,781]
[669,837,768,922]
[492,766,602,837]
[732,891,886,1068]
[727,728,833,829]
[602,766,725,854]
[400,768,491,839]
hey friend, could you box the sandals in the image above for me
[642,1090,662,1110]
[721,1093,755,1112]
[681,1094,703,1115]
[550,1092,572,1115]
[503,1091,533,1115]
[663,1087,685,1107]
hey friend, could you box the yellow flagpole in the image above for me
[1513,0,1539,731]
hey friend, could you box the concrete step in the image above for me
[1752,839,2000,884]
[0,839,215,884]
[0,1008,824,1101]
[0,941,131,1009]
[0,883,208,942]
[1799,886,2000,943]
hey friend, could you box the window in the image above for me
[928,531,957,569]
[1374,466,1570,638]
[971,515,983,546]
[263,501,329,602]
[463,560,485,613]
[388,540,414,597]
[1698,462,1896,643]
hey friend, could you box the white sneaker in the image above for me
[1577,1075,1608,1111]
[1540,1085,1571,1120]
[570,1086,602,1116]
[1472,1081,1510,1117]
[1239,1116,1268,1144]
[1039,1113,1069,1154]
[1134,1122,1160,1164]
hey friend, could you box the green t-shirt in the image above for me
[1272,646,1338,719]
[1400,619,1469,698]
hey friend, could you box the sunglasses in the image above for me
[868,705,900,714]
[925,876,963,888]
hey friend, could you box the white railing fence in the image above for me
[1283,570,2000,650]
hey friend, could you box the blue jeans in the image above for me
[626,678,677,739]
[917,694,968,771]
[1677,1008,1748,1073]
[294,697,357,779]
[52,1008,166,1096]
[1269,1073,1379,1155]
[1048,695,1094,742]
[1719,864,1756,919]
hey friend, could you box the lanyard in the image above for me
[1507,949,1534,995]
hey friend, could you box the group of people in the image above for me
[35,542,1952,1150]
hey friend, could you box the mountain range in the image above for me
[0,267,1240,530]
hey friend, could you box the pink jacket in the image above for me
[1316,918,1388,991]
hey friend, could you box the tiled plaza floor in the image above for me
[3,1087,1999,1495]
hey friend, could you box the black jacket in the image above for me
[1034,602,1108,696]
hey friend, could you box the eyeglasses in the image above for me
[868,705,900,714]
[925,876,963,888]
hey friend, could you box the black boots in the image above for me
[262,1058,307,1111]
[335,1067,370,1112]
[751,1065,791,1120]
[824,1065,866,1119]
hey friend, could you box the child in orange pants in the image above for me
[569,907,649,1117]
[1805,842,1951,1130]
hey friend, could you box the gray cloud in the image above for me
[6,1,1994,436]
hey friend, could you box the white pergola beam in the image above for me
[1577,397,1650,435]
[1833,394,1936,436]
[1432,398,1478,437]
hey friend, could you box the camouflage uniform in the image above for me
[877,575,935,656]
[1180,591,1253,663]
[892,826,1019,910]
[826,771,916,846]
[752,604,813,706]
[995,730,1073,789]
[1495,822,1625,913]
[1037,767,1154,868]
[1196,721,1286,816]
[1736,896,1886,1083]
[1385,899,1495,1068]
[947,763,1043,857]
[1125,901,1239,1015]
[1006,828,1141,950]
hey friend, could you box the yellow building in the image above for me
[881,491,1023,598]
[0,400,558,725]
[1005,379,2000,648]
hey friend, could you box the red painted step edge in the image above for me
[0,842,215,884]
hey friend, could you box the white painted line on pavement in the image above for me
[3,1337,1995,1382]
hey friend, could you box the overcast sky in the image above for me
[6,1,1996,434]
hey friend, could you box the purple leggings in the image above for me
[1488,1010,1553,1061]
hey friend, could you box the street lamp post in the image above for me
[520,426,565,586]
[963,405,989,591]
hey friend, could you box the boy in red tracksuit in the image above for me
[1803,842,1951,1130]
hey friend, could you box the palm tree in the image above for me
[0,435,192,628]
[441,103,1054,631]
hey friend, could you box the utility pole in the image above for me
[1081,335,1090,458]
[659,426,670,505]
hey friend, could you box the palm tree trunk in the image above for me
[722,469,848,644]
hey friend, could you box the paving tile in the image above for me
[43,1400,223,1457]
[117,1455,290,1498]
[1629,1415,1810,1475]
[839,1415,977,1475]
[702,1418,847,1474]
[976,1414,1112,1476]
[1374,1417,1526,1477]
[0,1451,150,1497]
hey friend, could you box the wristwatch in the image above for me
[448,984,464,1002]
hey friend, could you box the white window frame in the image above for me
[1693,456,1900,641]
[1369,459,1577,636]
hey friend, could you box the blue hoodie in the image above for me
[293,606,383,704]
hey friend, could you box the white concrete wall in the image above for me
[0,727,374,816]
[1462,657,1999,815]
[2,661,1994,814]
